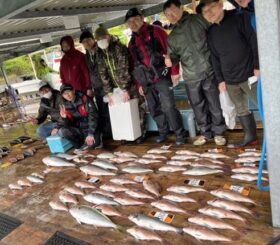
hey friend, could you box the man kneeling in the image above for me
[59,84,101,151]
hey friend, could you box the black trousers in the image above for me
[185,77,226,138]
[143,77,186,137]
[94,87,112,138]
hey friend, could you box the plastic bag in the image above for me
[112,87,124,105]
[219,91,237,130]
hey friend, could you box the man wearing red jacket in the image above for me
[59,36,93,96]
[126,8,187,145]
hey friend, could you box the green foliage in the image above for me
[109,25,129,45]
[3,55,33,77]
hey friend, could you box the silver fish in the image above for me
[183,225,231,242]
[111,157,137,163]
[190,162,223,169]
[147,148,172,154]
[91,189,115,198]
[198,158,225,165]
[42,156,76,167]
[74,181,96,189]
[30,172,45,179]
[100,183,128,192]
[127,226,164,243]
[110,177,137,185]
[114,196,145,205]
[188,215,236,230]
[91,159,118,170]
[126,189,155,199]
[84,193,119,205]
[176,150,200,156]
[49,200,68,212]
[207,198,253,215]
[231,173,268,182]
[171,155,199,161]
[64,186,84,196]
[234,157,261,163]
[17,179,32,187]
[114,151,138,158]
[199,206,245,222]
[167,185,207,194]
[73,157,89,164]
[151,200,188,214]
[232,167,267,174]
[166,160,191,166]
[69,205,117,228]
[136,158,162,165]
[26,176,44,184]
[142,154,167,160]
[200,153,230,159]
[122,166,153,174]
[183,167,223,176]
[128,214,182,233]
[95,204,123,217]
[59,192,78,204]
[143,180,161,197]
[210,189,255,204]
[163,194,196,203]
[56,153,78,161]
[9,183,23,190]
[238,152,261,157]
[97,152,115,159]
[158,165,187,172]
[80,165,115,176]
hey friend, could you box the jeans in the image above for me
[36,121,58,139]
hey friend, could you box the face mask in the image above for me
[97,39,109,49]
[42,91,52,99]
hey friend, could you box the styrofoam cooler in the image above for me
[109,98,141,141]
[46,135,73,153]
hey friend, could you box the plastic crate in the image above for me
[46,136,73,153]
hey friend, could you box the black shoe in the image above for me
[156,134,168,143]
[135,135,146,144]
[237,113,258,147]
[176,136,187,145]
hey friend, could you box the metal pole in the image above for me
[255,0,280,227]
[28,54,37,80]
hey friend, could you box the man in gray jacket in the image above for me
[163,0,226,146]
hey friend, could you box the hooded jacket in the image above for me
[60,36,91,94]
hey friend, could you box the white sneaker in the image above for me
[214,136,226,146]
[193,136,207,146]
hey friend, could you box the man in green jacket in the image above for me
[163,0,226,146]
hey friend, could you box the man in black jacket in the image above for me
[198,0,259,146]
[79,30,112,139]
[30,81,63,139]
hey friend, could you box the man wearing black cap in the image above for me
[80,30,112,139]
[58,84,101,150]
[126,7,187,145]
[198,0,259,147]
[30,81,64,139]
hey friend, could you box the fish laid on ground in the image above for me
[129,214,182,233]
[190,162,223,169]
[166,160,192,166]
[183,167,223,176]
[84,193,119,205]
[231,173,268,182]
[111,157,138,163]
[49,200,68,212]
[232,167,267,174]
[42,156,75,167]
[9,183,23,190]
[200,153,230,159]
[59,192,78,204]
[43,167,69,174]
[207,198,253,215]
[147,148,172,154]
[199,206,245,222]
[238,152,261,157]
[64,186,84,196]
[234,157,261,163]
[100,183,128,192]
[158,165,187,172]
[171,155,199,161]
[127,226,164,243]
[136,158,162,165]
[17,179,32,187]
[151,200,189,214]
[31,172,45,179]
[91,160,118,170]
[92,189,116,198]
[80,165,116,176]
[176,150,200,156]
[163,194,196,203]
[183,225,231,242]
[114,151,138,158]
[95,204,123,217]
[114,196,145,205]
[26,176,44,184]
[73,157,89,164]
[69,205,117,228]
[143,180,161,197]
[110,178,137,185]
[210,189,255,204]
[167,185,207,194]
[188,215,236,230]
[122,166,153,174]
[198,158,225,165]
[142,154,167,160]
[126,189,155,199]
[56,153,77,161]
[97,152,115,159]
[74,181,96,189]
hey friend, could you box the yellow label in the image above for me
[223,183,250,196]
[148,211,174,223]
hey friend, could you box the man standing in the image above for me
[163,0,226,146]
[59,35,93,96]
[79,30,112,138]
[197,0,259,146]
[126,8,187,145]
[94,26,146,144]
[30,81,63,139]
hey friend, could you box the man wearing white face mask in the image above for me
[30,81,64,139]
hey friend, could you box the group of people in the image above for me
[31,0,259,150]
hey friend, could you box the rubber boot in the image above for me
[237,113,258,147]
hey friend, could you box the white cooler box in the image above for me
[109,98,141,141]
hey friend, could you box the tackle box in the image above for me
[46,135,73,153]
